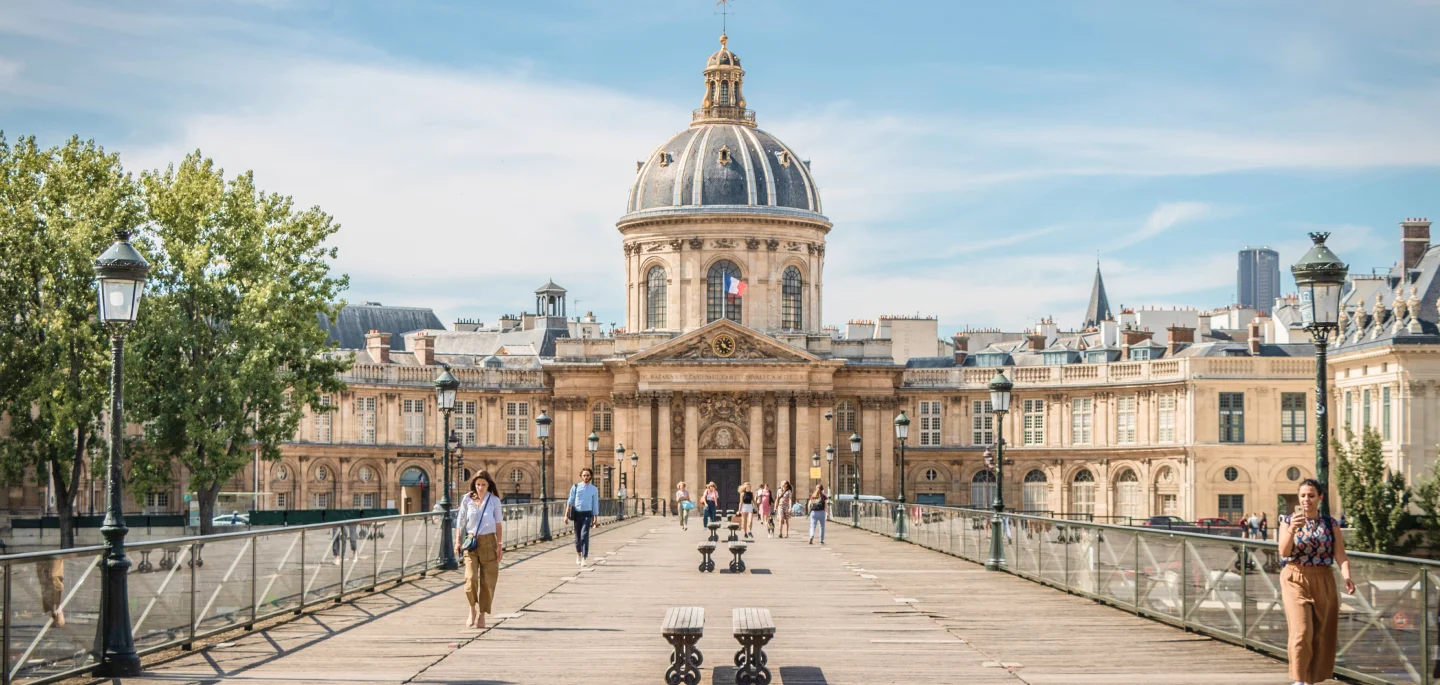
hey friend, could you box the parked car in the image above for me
[211,513,249,526]
[1142,515,1187,527]
[1194,517,1235,527]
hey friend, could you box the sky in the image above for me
[2,0,1438,335]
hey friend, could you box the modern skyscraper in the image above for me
[1238,247,1281,313]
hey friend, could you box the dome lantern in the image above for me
[694,33,754,126]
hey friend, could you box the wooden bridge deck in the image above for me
[102,517,1298,684]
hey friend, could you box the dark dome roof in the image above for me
[624,124,824,220]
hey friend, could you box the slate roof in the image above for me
[401,327,569,359]
[317,304,444,351]
[1083,264,1113,328]
[1333,242,1440,353]
[625,125,825,220]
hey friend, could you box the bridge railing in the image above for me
[833,500,1437,685]
[1,500,631,685]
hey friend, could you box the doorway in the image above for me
[705,459,742,512]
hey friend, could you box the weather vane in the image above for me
[716,0,735,34]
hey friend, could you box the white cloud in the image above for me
[1109,201,1214,251]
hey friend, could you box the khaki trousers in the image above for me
[463,533,500,614]
[1282,564,1338,683]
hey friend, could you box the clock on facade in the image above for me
[712,333,737,358]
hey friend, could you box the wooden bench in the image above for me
[697,541,717,572]
[727,540,748,573]
[725,521,741,542]
[662,606,705,685]
[706,522,722,542]
[732,607,775,685]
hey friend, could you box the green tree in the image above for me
[1334,426,1411,554]
[0,135,144,548]
[1412,450,1440,553]
[127,152,349,534]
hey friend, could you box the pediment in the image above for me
[628,319,819,363]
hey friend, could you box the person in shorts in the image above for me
[738,482,756,539]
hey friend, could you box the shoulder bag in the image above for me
[460,494,489,552]
[564,484,577,522]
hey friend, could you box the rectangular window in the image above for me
[1071,398,1092,445]
[1218,494,1244,524]
[357,397,377,444]
[1345,390,1352,433]
[351,493,376,508]
[836,402,856,433]
[1022,399,1045,446]
[1281,392,1306,443]
[1218,392,1244,443]
[1158,395,1176,443]
[1160,494,1177,516]
[919,400,942,447]
[1131,348,1151,361]
[314,395,332,443]
[455,400,477,446]
[506,401,530,447]
[145,492,170,511]
[314,492,330,509]
[403,399,426,445]
[1116,396,1137,444]
[276,492,288,510]
[1362,388,1371,430]
[1383,386,1392,441]
[971,400,994,446]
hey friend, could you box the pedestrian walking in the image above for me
[702,482,720,528]
[616,484,627,520]
[330,522,356,565]
[454,470,504,629]
[1279,478,1355,685]
[1260,512,1269,541]
[1248,512,1261,540]
[36,559,66,628]
[565,468,600,566]
[757,484,773,538]
[776,480,794,539]
[738,482,756,538]
[675,482,692,530]
[807,483,828,545]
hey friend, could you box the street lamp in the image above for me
[849,432,862,526]
[93,229,149,677]
[629,451,639,518]
[1291,232,1349,519]
[537,409,553,541]
[587,431,599,483]
[825,444,835,498]
[433,366,460,571]
[986,370,1013,571]
[894,410,910,541]
[614,443,625,500]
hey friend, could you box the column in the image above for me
[820,394,836,493]
[748,392,765,490]
[684,392,701,492]
[555,400,572,498]
[611,393,630,496]
[487,396,502,447]
[637,393,654,500]
[776,393,791,487]
[657,392,674,494]
[880,398,897,500]
[860,398,879,495]
[795,391,813,494]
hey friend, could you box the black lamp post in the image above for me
[894,410,910,541]
[1291,232,1348,519]
[537,409,552,541]
[630,451,639,514]
[613,443,624,500]
[849,432,862,526]
[825,445,835,498]
[93,229,149,677]
[587,431,599,481]
[433,366,460,571]
[985,371,1013,571]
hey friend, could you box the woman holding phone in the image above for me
[454,471,504,629]
[1279,478,1355,685]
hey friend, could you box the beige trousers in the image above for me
[1282,564,1338,683]
[463,533,500,614]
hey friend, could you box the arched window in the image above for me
[970,469,996,508]
[706,260,743,323]
[781,266,804,330]
[719,80,730,106]
[1023,469,1049,513]
[1115,468,1141,519]
[835,400,856,433]
[591,401,613,433]
[646,266,667,329]
[839,463,857,494]
[1071,469,1096,516]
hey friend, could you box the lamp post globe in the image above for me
[587,430,599,479]
[894,410,910,540]
[1291,232,1348,518]
[537,409,553,541]
[433,365,461,570]
[986,370,1013,571]
[93,229,149,677]
[849,432,862,526]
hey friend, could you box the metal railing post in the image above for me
[4,562,12,685]
[1181,539,1189,630]
[399,516,407,579]
[187,543,197,649]
[1063,526,1070,590]
[422,516,430,576]
[1239,543,1248,641]
[1423,569,1432,685]
[372,523,379,591]
[297,529,306,614]
[1134,532,1141,612]
[249,535,258,629]
[336,525,345,603]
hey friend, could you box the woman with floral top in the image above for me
[1279,478,1355,685]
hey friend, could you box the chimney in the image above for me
[1027,333,1047,351]
[1166,325,1194,356]
[414,332,435,366]
[1247,318,1262,355]
[1121,329,1154,347]
[1403,217,1431,272]
[364,329,390,364]
[1100,319,1119,347]
[952,333,969,365]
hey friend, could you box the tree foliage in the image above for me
[1412,452,1440,554]
[126,152,349,533]
[1334,426,1411,554]
[0,135,143,547]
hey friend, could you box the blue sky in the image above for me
[3,1,1438,334]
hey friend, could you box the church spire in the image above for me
[694,33,756,126]
[1083,262,1113,328]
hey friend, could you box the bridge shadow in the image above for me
[711,665,829,684]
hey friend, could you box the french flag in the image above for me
[723,273,747,299]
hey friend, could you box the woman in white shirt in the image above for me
[454,471,504,629]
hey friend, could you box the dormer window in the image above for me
[1043,352,1069,366]
[974,353,1005,368]
[1131,348,1151,361]
[777,150,792,168]
[657,151,671,167]
[717,145,732,166]
[1086,350,1110,364]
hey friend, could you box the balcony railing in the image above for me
[904,357,1314,388]
[691,106,756,124]
[339,364,543,389]
[834,501,1436,685]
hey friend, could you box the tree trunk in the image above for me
[49,443,83,549]
[197,480,220,535]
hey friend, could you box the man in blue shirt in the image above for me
[566,468,600,566]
